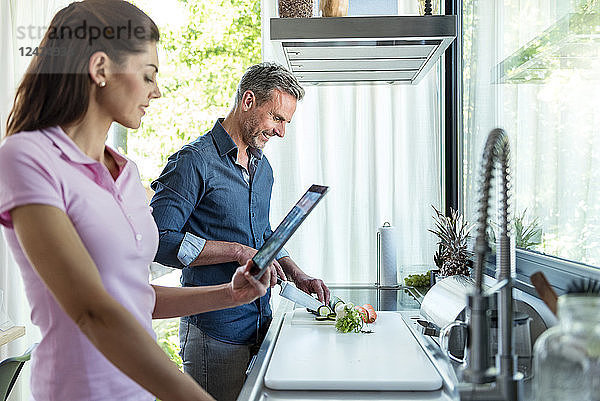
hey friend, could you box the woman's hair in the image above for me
[5,0,159,137]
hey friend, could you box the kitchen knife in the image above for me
[277,278,323,311]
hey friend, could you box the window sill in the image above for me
[483,249,600,297]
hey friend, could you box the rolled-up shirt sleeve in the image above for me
[150,148,206,268]
[263,224,289,260]
[177,231,206,267]
[276,247,290,260]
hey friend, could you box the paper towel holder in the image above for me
[376,222,400,289]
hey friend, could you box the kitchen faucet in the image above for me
[458,128,522,401]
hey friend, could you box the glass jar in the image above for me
[533,295,600,401]
[278,0,313,18]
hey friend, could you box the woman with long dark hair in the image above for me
[0,1,274,400]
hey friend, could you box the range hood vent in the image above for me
[270,15,457,85]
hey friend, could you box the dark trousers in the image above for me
[179,320,271,401]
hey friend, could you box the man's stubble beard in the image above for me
[241,112,264,149]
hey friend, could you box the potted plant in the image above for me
[403,206,473,292]
[488,208,543,252]
[429,206,473,283]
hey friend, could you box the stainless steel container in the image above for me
[420,274,546,368]
[420,275,475,329]
[419,275,474,360]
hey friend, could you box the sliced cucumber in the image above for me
[328,295,342,311]
[334,302,347,318]
[317,305,332,317]
[327,313,337,320]
[315,315,329,321]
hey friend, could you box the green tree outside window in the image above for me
[129,0,261,186]
[129,0,261,370]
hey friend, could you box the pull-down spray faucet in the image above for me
[458,128,522,401]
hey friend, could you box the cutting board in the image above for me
[264,311,442,391]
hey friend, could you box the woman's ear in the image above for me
[89,51,109,88]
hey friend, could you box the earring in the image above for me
[98,81,106,88]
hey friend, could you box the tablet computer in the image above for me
[251,184,329,279]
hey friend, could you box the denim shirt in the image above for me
[150,119,288,344]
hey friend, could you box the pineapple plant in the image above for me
[433,243,444,270]
[429,206,473,277]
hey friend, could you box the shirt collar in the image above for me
[211,118,263,160]
[248,146,263,160]
[41,125,128,172]
[105,145,128,174]
[41,126,97,165]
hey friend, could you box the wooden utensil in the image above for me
[530,271,558,316]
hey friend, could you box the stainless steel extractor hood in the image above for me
[270,15,457,85]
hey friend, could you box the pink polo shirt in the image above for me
[0,126,158,401]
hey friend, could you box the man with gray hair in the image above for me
[150,62,330,401]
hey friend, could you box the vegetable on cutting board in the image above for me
[328,295,345,313]
[334,301,347,318]
[363,304,377,323]
[334,302,378,333]
[307,297,378,332]
[335,304,363,333]
[317,305,332,317]
[354,306,369,323]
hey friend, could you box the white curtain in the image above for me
[261,0,443,284]
[0,1,71,400]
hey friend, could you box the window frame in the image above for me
[452,0,600,294]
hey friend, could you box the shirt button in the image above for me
[136,233,143,241]
[117,194,124,202]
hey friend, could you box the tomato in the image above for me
[363,304,377,323]
[354,305,369,323]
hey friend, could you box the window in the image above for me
[462,0,600,269]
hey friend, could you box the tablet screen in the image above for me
[251,184,329,279]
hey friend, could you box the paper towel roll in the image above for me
[377,222,398,287]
